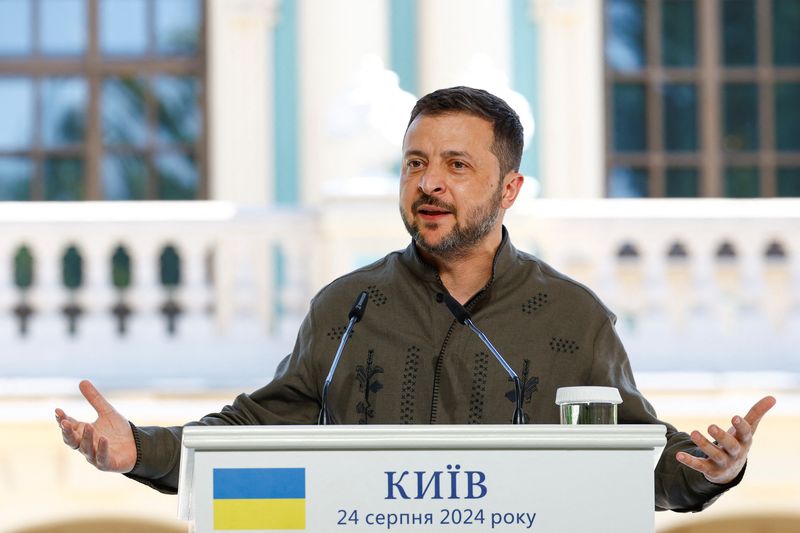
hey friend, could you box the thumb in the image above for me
[79,380,115,417]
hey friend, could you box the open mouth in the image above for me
[417,205,452,219]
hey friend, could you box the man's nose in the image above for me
[417,166,446,195]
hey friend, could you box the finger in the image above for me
[676,451,713,476]
[730,414,756,445]
[56,409,79,426]
[711,423,742,457]
[742,395,777,432]
[60,419,82,449]
[691,430,728,464]
[79,423,96,464]
[79,380,114,417]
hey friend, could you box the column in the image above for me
[534,0,605,198]
[208,0,279,205]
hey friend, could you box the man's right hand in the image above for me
[55,380,137,473]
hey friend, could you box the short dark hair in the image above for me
[406,86,524,177]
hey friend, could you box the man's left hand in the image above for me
[676,395,776,484]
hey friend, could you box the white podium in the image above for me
[178,425,666,533]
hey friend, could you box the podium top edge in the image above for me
[181,424,667,451]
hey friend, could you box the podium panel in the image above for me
[179,425,666,533]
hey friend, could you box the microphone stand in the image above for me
[443,293,526,424]
[318,291,369,425]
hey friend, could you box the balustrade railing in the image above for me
[1,199,798,389]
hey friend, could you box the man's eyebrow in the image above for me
[403,149,428,158]
[442,150,472,159]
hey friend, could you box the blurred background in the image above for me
[1,0,798,532]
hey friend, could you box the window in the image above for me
[605,0,800,197]
[0,0,206,201]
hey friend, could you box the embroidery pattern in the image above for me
[549,337,580,354]
[356,349,384,424]
[468,352,490,424]
[522,292,549,314]
[327,325,350,341]
[366,285,388,307]
[505,359,539,423]
[399,346,420,424]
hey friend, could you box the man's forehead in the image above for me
[402,112,494,150]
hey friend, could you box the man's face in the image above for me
[399,112,506,259]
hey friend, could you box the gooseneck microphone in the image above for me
[318,291,369,425]
[442,293,526,424]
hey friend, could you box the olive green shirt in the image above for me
[128,229,743,511]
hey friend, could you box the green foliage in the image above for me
[13,246,33,289]
[160,245,181,287]
[111,246,132,289]
[62,246,83,289]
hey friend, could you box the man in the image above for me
[56,87,775,512]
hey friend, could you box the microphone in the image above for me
[443,293,526,424]
[318,291,369,425]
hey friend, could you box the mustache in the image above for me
[411,194,456,213]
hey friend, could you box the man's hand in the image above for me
[54,380,137,473]
[676,395,776,485]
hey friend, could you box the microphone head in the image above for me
[348,291,369,322]
[442,293,471,325]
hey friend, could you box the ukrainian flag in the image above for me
[213,468,306,530]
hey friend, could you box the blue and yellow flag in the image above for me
[213,468,306,530]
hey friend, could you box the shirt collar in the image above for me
[400,226,516,288]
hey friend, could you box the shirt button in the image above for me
[435,293,444,303]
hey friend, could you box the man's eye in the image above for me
[452,161,466,169]
[407,160,423,169]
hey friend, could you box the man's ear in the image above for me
[500,172,524,209]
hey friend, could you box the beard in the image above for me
[400,185,503,261]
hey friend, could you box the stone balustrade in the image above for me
[1,198,798,391]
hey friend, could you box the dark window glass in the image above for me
[40,0,86,55]
[0,0,31,55]
[100,0,148,55]
[102,77,147,146]
[775,83,800,151]
[777,168,800,196]
[156,0,200,55]
[725,167,759,197]
[723,83,759,151]
[103,155,147,200]
[44,157,84,200]
[663,83,698,151]
[0,157,32,200]
[155,76,200,144]
[774,0,800,65]
[722,0,756,66]
[0,78,34,149]
[157,152,198,199]
[613,83,647,151]
[662,0,696,66]
[606,0,646,71]
[41,77,88,147]
[609,167,649,197]
[665,168,699,197]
